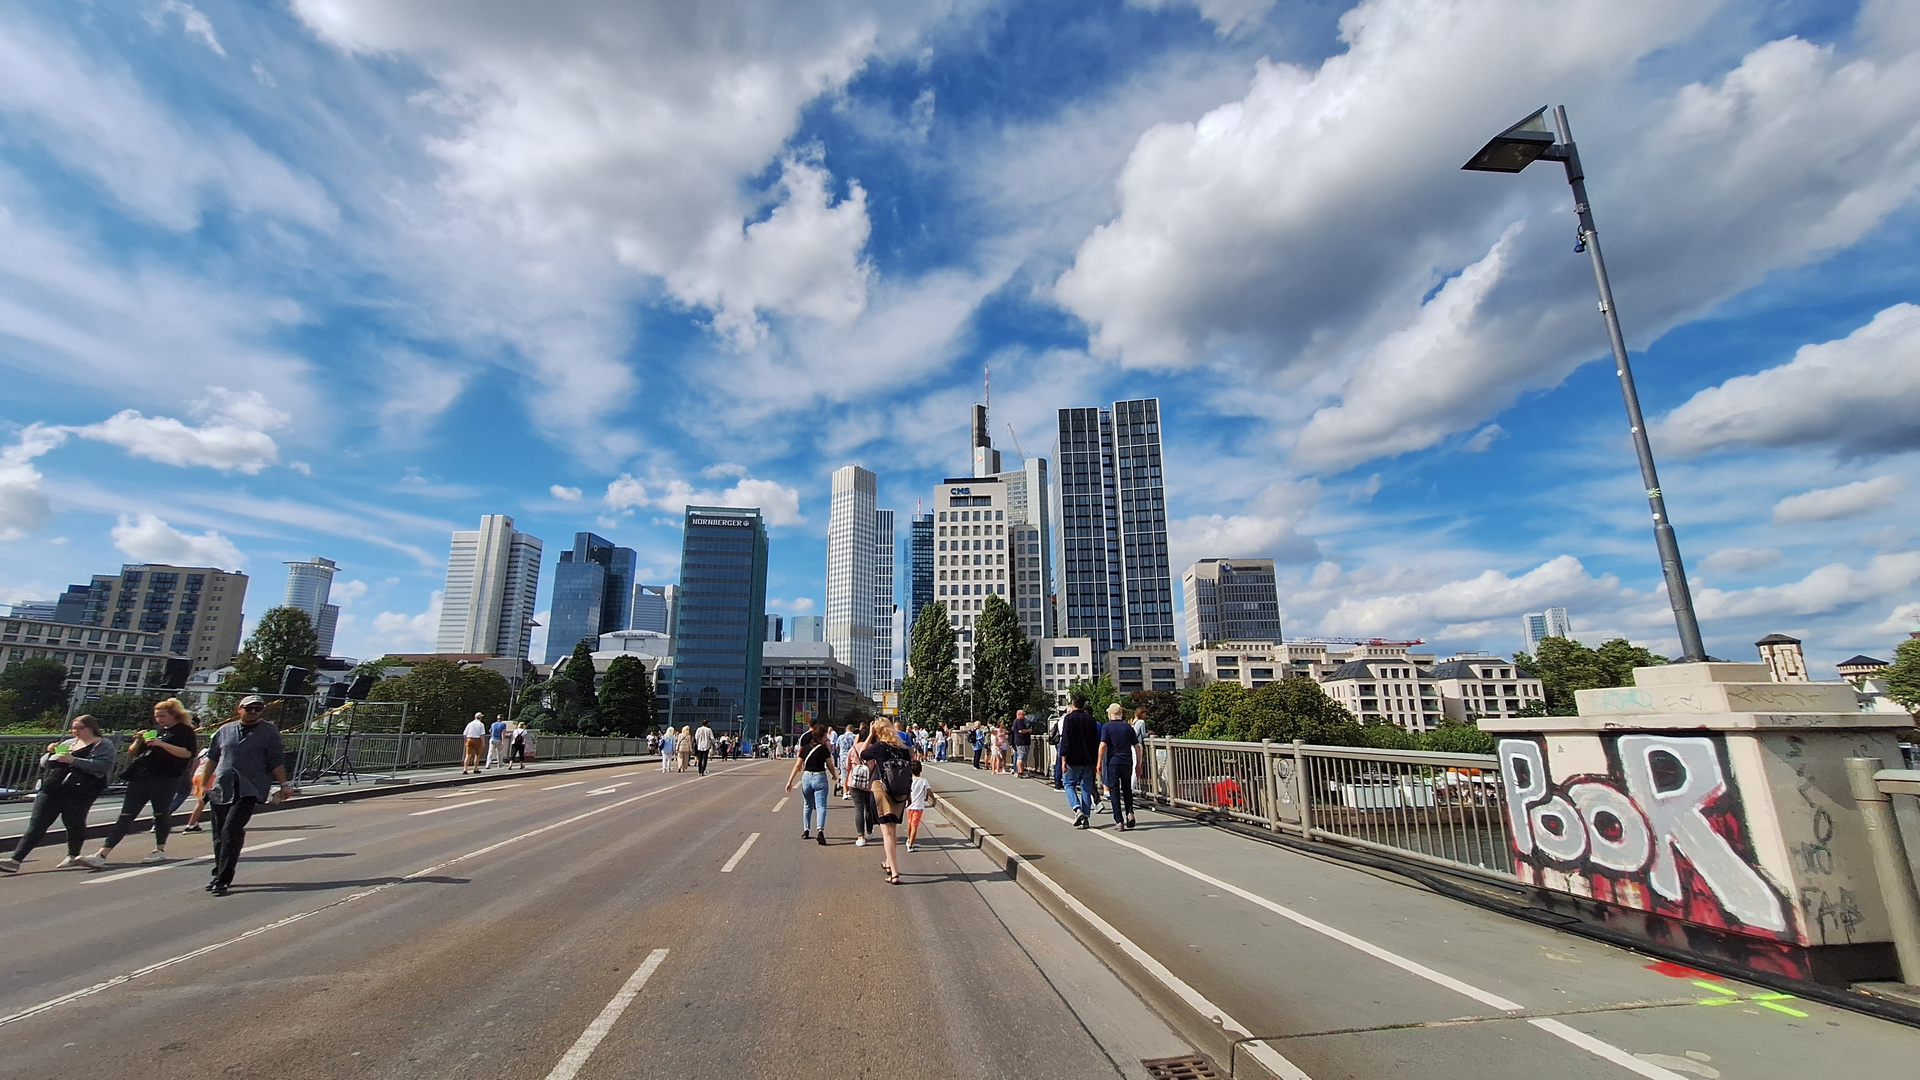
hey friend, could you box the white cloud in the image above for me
[370,590,443,653]
[0,424,66,541]
[1772,475,1904,524]
[153,2,227,56]
[550,485,583,502]
[250,59,276,87]
[1700,547,1782,574]
[1348,474,1382,503]
[1127,0,1275,35]
[1318,555,1628,638]
[1695,552,1920,621]
[74,388,288,473]
[1876,601,1920,635]
[601,471,805,526]
[1660,304,1920,457]
[332,579,369,605]
[110,512,245,567]
[790,597,816,614]
[1462,424,1505,454]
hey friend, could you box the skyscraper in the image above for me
[1183,558,1281,645]
[1521,607,1572,654]
[437,515,543,659]
[909,512,934,633]
[827,465,894,696]
[283,557,341,657]
[1056,398,1172,665]
[631,583,672,634]
[790,615,824,642]
[669,506,768,737]
[959,403,1054,645]
[77,564,249,669]
[873,508,896,691]
[544,532,636,663]
[765,614,784,642]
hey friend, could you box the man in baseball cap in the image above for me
[198,694,291,896]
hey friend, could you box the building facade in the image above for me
[759,640,859,737]
[437,515,543,659]
[909,512,935,634]
[933,475,1009,685]
[2,615,168,701]
[790,615,824,642]
[1106,643,1182,695]
[76,564,248,670]
[873,508,897,692]
[545,532,635,663]
[826,465,880,695]
[1037,636,1097,707]
[668,506,768,738]
[1520,606,1572,653]
[765,614,784,642]
[1183,558,1281,646]
[1425,655,1544,723]
[1056,398,1171,667]
[630,583,672,634]
[283,556,341,657]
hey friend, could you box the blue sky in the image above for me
[2,0,1917,673]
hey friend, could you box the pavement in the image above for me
[927,760,1920,1080]
[0,758,1196,1080]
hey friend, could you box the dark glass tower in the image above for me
[669,507,768,739]
[544,532,637,663]
[909,512,934,634]
[1056,398,1172,666]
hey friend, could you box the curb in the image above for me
[2,755,660,851]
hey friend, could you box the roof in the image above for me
[1754,633,1801,646]
[1837,655,1889,668]
[1428,659,1535,680]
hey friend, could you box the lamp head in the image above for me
[1462,107,1557,172]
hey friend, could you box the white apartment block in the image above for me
[436,515,543,659]
[1320,656,1445,732]
[1037,636,1097,707]
[2,616,168,700]
[1188,641,1341,688]
[935,475,1012,685]
[1106,643,1182,695]
[1426,655,1544,723]
[78,564,248,670]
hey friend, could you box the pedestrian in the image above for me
[508,723,530,770]
[933,727,947,762]
[1057,693,1100,829]
[785,720,833,845]
[488,714,508,770]
[834,724,855,797]
[905,760,934,852]
[1047,711,1065,790]
[1010,709,1032,777]
[1098,702,1141,830]
[658,728,674,773]
[1,715,115,873]
[461,713,487,774]
[845,723,875,847]
[80,698,198,867]
[987,724,1003,774]
[860,719,914,884]
[693,721,714,774]
[677,726,694,772]
[200,695,292,896]
[180,743,213,832]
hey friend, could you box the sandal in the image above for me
[887,869,901,884]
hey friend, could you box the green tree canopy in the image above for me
[902,602,962,731]
[597,655,654,737]
[218,606,321,696]
[1127,689,1190,736]
[1514,636,1665,715]
[1420,722,1498,755]
[562,640,600,713]
[1,657,71,721]
[1063,674,1118,720]
[972,594,1039,725]
[1885,635,1920,715]
[365,658,510,734]
[519,673,592,734]
[1188,677,1365,745]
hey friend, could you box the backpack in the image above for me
[878,755,914,801]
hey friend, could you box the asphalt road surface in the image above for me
[0,759,1193,1080]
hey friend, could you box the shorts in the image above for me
[465,737,484,755]
[906,809,924,830]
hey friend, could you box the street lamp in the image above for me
[1463,106,1708,663]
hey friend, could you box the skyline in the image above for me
[1,1,1917,675]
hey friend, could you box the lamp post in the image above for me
[1464,106,1708,663]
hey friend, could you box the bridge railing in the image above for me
[1145,737,1515,884]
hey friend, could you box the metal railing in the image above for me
[1146,737,1515,883]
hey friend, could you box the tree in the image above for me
[1186,680,1246,739]
[1187,677,1365,746]
[1515,636,1665,715]
[1128,689,1190,736]
[218,607,321,695]
[1885,635,1920,714]
[366,658,510,734]
[1063,674,1119,720]
[562,639,600,713]
[77,692,173,731]
[902,602,962,731]
[0,657,70,720]
[972,594,1038,725]
[598,656,654,736]
[1420,722,1498,755]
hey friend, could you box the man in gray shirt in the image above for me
[201,695,292,896]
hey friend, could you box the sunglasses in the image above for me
[241,704,266,711]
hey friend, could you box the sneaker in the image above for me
[855,837,868,847]
[143,850,170,864]
[182,824,204,833]
[905,842,915,852]
[0,858,19,873]
[1125,815,1137,830]
[802,829,812,839]
[76,853,110,870]
[816,833,827,846]
[57,856,84,869]
[1073,814,1088,830]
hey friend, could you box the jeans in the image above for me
[12,785,99,861]
[972,742,983,769]
[852,787,876,837]
[799,771,829,833]
[1063,765,1097,818]
[1103,762,1135,823]
[1052,745,1064,787]
[209,796,258,887]
[696,749,710,775]
[103,773,186,849]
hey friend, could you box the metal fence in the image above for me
[1146,737,1516,883]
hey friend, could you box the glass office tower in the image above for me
[1056,398,1172,666]
[668,507,768,739]
[909,512,934,634]
[544,532,636,663]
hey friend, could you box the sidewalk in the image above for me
[928,762,1920,1080]
[1,755,659,850]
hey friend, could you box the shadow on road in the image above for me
[231,874,468,892]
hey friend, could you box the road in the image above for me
[0,759,1192,1080]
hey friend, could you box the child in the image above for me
[905,760,934,852]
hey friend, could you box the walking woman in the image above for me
[987,724,1004,774]
[1097,702,1141,830]
[81,699,198,866]
[1,715,115,873]
[859,719,914,884]
[845,722,875,847]
[784,720,833,845]
[676,726,694,772]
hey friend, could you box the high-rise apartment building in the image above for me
[283,557,342,657]
[544,532,636,663]
[909,512,935,634]
[668,506,768,737]
[964,403,1054,644]
[873,508,896,692]
[1521,607,1572,654]
[75,564,249,669]
[790,615,824,642]
[437,515,543,659]
[1183,558,1281,646]
[1056,398,1172,666]
[827,465,895,696]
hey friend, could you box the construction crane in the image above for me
[1005,423,1026,465]
[1292,636,1427,647]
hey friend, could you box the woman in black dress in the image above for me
[860,719,914,884]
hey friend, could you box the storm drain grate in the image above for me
[1142,1054,1222,1080]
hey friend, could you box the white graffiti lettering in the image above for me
[1616,735,1787,933]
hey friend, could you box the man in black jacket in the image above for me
[1057,694,1100,829]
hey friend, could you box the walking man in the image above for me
[461,713,486,774]
[201,695,291,895]
[487,714,508,770]
[1058,693,1100,829]
[693,721,714,775]
[1010,709,1032,778]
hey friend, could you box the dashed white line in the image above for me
[542,781,586,791]
[585,783,632,796]
[771,797,788,813]
[435,785,517,798]
[409,799,494,816]
[720,833,760,873]
[84,838,305,885]
[542,949,669,1080]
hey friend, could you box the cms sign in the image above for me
[949,487,971,496]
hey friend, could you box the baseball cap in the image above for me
[239,694,267,707]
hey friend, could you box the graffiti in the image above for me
[1596,688,1653,711]
[1798,886,1863,945]
[1500,735,1790,935]
[1790,809,1834,876]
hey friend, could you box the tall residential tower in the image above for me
[283,557,341,657]
[1183,558,1282,646]
[1056,398,1172,666]
[437,515,543,659]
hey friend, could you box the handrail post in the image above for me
[1845,758,1920,984]
[1293,739,1312,839]
[1260,740,1279,831]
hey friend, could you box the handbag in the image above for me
[870,781,897,819]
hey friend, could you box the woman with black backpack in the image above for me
[859,718,915,885]
[1,715,116,873]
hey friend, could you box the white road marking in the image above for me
[771,797,788,813]
[84,838,305,885]
[435,785,516,798]
[936,767,1693,1080]
[542,782,586,791]
[542,949,669,1080]
[409,799,494,816]
[0,762,759,1030]
[585,783,632,795]
[720,833,760,873]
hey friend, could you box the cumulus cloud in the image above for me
[332,579,369,605]
[1660,304,1920,457]
[74,389,288,473]
[1128,0,1275,35]
[370,591,443,653]
[110,512,245,567]
[1877,601,1920,635]
[602,471,805,526]
[0,424,66,541]
[1695,551,1920,620]
[1772,475,1904,524]
[1318,555,1626,638]
[1701,547,1782,574]
[790,597,816,614]
[550,485,583,502]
